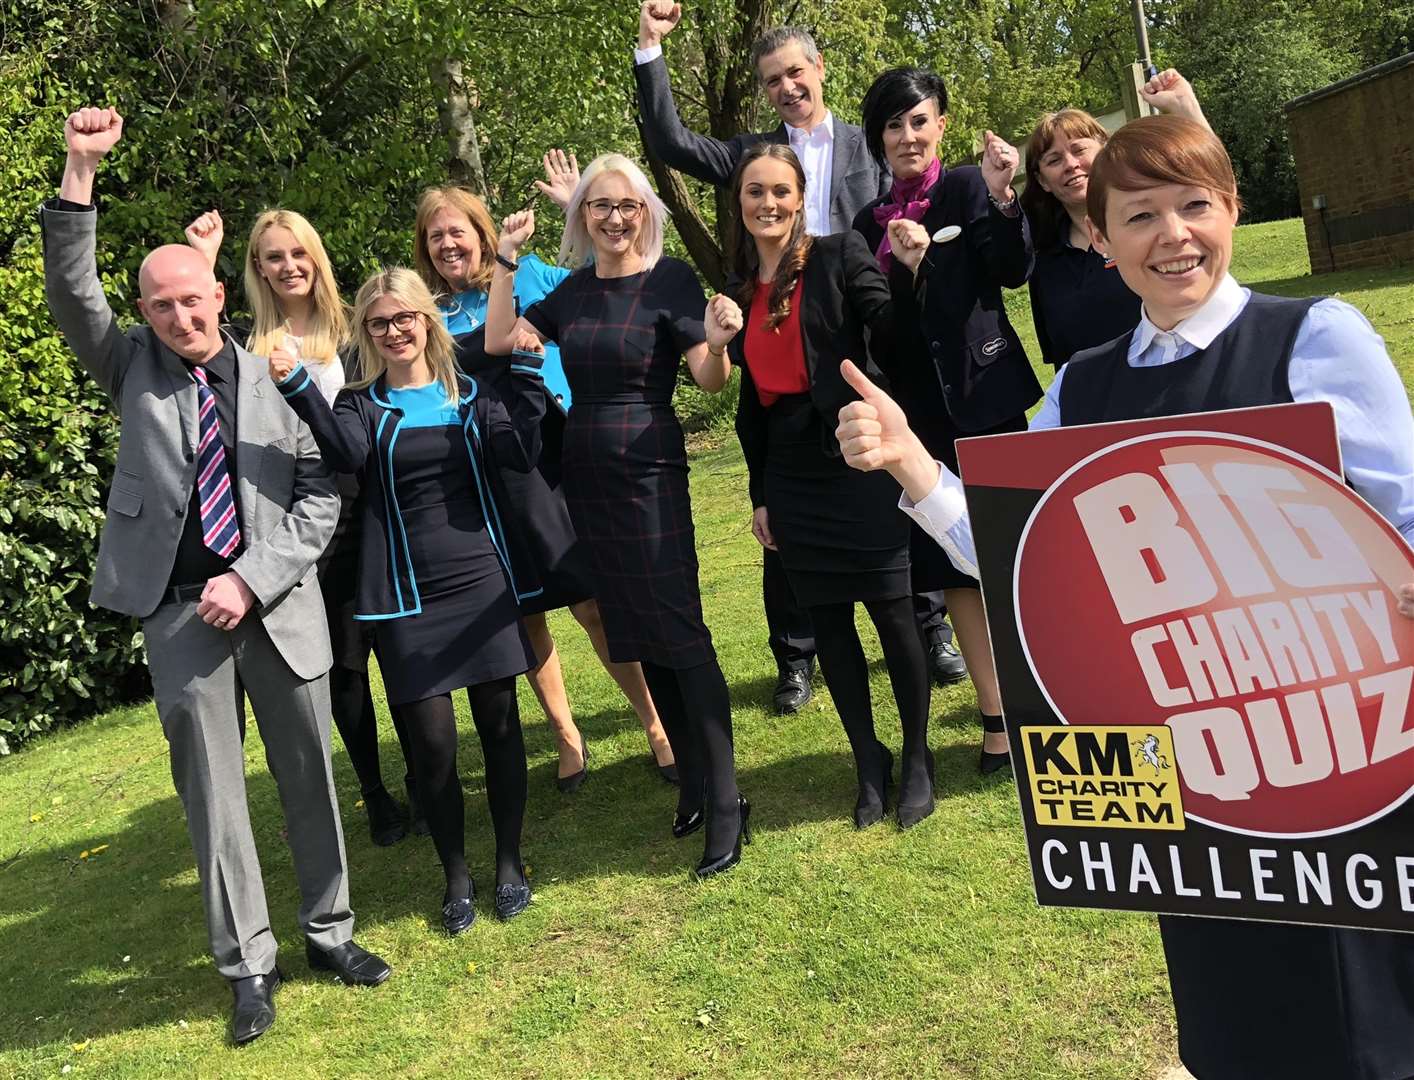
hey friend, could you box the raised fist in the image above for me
[268,344,300,384]
[704,293,743,349]
[639,0,682,49]
[887,218,930,273]
[499,210,535,257]
[511,328,545,356]
[1140,68,1210,130]
[980,129,1019,203]
[185,210,224,269]
[65,107,124,160]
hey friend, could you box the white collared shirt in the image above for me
[902,273,1414,572]
[787,113,835,236]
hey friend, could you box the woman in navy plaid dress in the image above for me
[486,153,750,879]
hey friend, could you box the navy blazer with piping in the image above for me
[730,232,895,508]
[852,165,1042,433]
[276,358,547,620]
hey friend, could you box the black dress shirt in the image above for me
[1027,234,1142,368]
[168,338,242,587]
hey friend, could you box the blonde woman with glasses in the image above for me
[485,153,749,880]
[186,209,416,848]
[268,266,550,931]
[412,176,678,793]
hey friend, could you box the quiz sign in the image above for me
[956,403,1414,931]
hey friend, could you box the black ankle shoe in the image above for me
[694,796,751,880]
[772,667,813,715]
[442,877,476,936]
[854,742,893,829]
[364,787,408,847]
[979,714,1011,775]
[897,748,935,830]
[557,734,590,794]
[929,637,969,686]
[672,807,704,839]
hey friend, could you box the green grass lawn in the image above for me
[1,220,1409,1080]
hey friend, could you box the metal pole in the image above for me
[1131,0,1158,78]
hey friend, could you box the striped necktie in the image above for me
[191,365,241,558]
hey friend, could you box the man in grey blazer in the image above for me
[633,2,968,705]
[42,106,390,1046]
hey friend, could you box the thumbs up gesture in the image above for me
[836,359,940,501]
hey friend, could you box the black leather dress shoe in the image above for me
[772,667,813,714]
[305,939,392,987]
[230,967,281,1046]
[929,639,969,686]
[672,807,704,839]
[364,786,408,847]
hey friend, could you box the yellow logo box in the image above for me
[1020,725,1186,831]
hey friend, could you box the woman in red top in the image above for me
[719,143,934,829]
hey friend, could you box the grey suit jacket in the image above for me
[634,55,889,235]
[41,204,337,680]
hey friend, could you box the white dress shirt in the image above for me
[902,274,1414,571]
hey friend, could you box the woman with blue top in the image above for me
[270,267,547,932]
[840,114,1414,1080]
[413,178,677,793]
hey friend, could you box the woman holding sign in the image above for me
[838,114,1414,1080]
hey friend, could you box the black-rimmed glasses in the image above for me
[365,311,421,337]
[585,199,645,221]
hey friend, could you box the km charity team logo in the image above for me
[1013,431,1414,839]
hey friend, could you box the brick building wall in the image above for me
[1285,54,1414,273]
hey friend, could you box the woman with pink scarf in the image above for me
[852,67,1040,776]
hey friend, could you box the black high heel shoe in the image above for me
[979,714,1011,775]
[854,742,893,829]
[694,795,751,880]
[896,748,935,830]
[673,780,706,838]
[557,733,590,794]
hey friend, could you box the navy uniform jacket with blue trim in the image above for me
[276,357,547,620]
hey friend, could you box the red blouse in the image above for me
[744,278,810,407]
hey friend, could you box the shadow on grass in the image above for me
[1247,260,1414,297]
[0,680,1011,1054]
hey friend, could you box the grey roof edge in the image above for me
[1284,51,1414,112]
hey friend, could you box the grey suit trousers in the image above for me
[145,599,353,980]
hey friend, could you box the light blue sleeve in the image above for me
[516,254,572,307]
[1288,298,1414,544]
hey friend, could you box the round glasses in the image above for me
[364,311,421,337]
[585,199,645,221]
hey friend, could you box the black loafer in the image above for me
[442,896,475,936]
[494,881,532,921]
[230,967,281,1046]
[305,939,391,987]
[772,668,813,715]
[929,639,969,686]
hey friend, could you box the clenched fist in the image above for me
[887,218,930,273]
[65,106,124,160]
[499,210,535,258]
[185,210,224,269]
[268,344,300,384]
[704,293,743,349]
[979,129,1019,204]
[639,0,682,49]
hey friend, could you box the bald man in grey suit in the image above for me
[42,106,389,1046]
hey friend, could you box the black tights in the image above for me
[641,659,740,859]
[391,677,526,897]
[329,663,413,796]
[807,596,932,804]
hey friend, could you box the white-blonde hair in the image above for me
[346,268,459,404]
[559,153,667,270]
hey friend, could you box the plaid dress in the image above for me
[524,258,714,668]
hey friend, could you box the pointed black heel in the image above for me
[979,713,1011,775]
[694,795,750,879]
[854,742,893,829]
[896,747,935,830]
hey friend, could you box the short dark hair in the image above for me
[860,67,949,169]
[750,27,820,76]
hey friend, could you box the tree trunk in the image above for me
[431,57,486,195]
[635,115,727,291]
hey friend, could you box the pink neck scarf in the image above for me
[872,156,942,271]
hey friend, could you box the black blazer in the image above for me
[853,165,1041,434]
[730,232,893,507]
[276,360,547,620]
[634,55,888,235]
